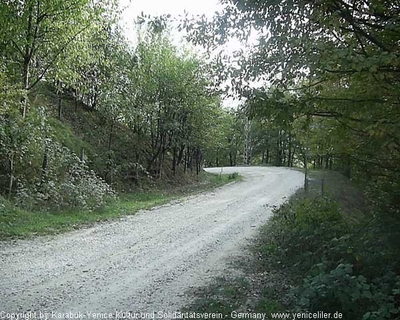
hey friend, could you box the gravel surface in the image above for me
[0,167,303,315]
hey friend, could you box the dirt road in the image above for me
[0,167,303,314]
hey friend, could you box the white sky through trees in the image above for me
[119,0,224,44]
[118,0,243,108]
[119,0,224,19]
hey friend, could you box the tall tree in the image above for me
[184,0,400,210]
[0,0,110,116]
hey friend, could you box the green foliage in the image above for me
[184,2,400,314]
[203,109,245,167]
[297,264,400,320]
[185,0,400,211]
[261,197,348,273]
[128,34,220,176]
[182,277,249,317]
[259,191,400,319]
[0,0,226,216]
[0,192,172,239]
[0,0,99,93]
[0,107,47,193]
[227,172,238,180]
[15,139,115,212]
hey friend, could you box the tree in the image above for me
[125,23,220,178]
[0,0,105,117]
[184,0,400,210]
[0,0,123,198]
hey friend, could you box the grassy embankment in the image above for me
[0,171,240,240]
[184,169,400,319]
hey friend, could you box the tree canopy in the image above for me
[184,0,400,211]
[0,3,228,211]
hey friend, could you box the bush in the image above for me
[261,197,348,273]
[296,264,400,319]
[46,162,115,211]
[16,140,116,212]
[260,196,400,319]
[228,172,239,180]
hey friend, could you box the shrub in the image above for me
[16,140,116,212]
[261,197,348,273]
[228,172,239,180]
[296,264,400,319]
[260,195,400,319]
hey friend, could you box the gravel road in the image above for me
[0,167,303,315]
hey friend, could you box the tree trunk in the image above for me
[21,2,35,118]
[74,90,79,111]
[287,131,292,167]
[8,154,14,198]
[276,138,281,166]
[304,153,309,193]
[287,149,292,167]
[184,151,188,173]
[56,80,63,120]
[40,146,48,186]
[343,154,351,178]
[172,146,177,176]
[21,62,29,118]
[177,145,185,165]
[58,94,62,120]
[106,119,114,184]
[147,144,162,173]
[159,149,165,180]
[291,147,296,167]
[188,146,193,172]
[195,149,199,175]
[80,148,85,162]
[196,149,202,175]
[243,117,251,165]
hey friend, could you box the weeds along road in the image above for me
[0,167,303,314]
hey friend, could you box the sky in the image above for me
[119,0,224,19]
[119,0,225,44]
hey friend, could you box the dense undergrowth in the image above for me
[185,170,400,320]
[261,198,400,319]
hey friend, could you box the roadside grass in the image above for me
[307,169,369,218]
[182,169,382,318]
[182,277,249,317]
[0,171,240,240]
[184,244,293,317]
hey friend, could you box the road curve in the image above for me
[0,167,303,314]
